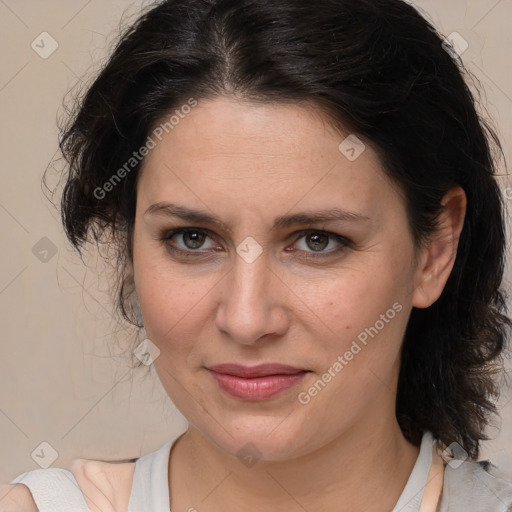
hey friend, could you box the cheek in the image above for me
[305,264,403,331]
[310,259,412,378]
[133,242,203,343]
[298,269,409,418]
[136,269,205,341]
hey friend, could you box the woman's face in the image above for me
[133,96,426,461]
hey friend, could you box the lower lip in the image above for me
[208,370,308,400]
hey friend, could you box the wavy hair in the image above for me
[55,0,511,458]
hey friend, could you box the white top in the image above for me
[9,430,512,511]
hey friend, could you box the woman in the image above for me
[2,0,511,510]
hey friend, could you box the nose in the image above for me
[214,250,290,345]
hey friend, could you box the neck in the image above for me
[169,414,420,512]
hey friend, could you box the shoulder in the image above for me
[440,459,512,511]
[3,459,135,512]
[68,458,136,512]
[0,483,38,512]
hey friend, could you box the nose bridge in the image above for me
[215,246,287,343]
[230,248,272,314]
[231,231,271,302]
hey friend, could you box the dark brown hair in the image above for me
[55,0,511,458]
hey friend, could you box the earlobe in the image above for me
[412,186,467,309]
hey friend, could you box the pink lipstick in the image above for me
[207,363,308,400]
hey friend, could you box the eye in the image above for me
[161,228,218,255]
[288,230,351,258]
[159,228,351,259]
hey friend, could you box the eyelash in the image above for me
[159,228,352,260]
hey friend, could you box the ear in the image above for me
[412,186,467,309]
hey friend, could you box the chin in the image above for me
[200,416,315,463]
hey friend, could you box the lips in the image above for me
[208,363,305,378]
[207,363,309,400]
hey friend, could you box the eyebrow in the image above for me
[144,202,370,232]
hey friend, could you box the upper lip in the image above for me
[208,363,306,378]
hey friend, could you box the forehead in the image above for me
[137,96,400,220]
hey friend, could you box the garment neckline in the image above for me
[392,431,435,511]
[128,430,434,512]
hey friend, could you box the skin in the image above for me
[132,95,466,512]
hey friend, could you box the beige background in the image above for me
[0,0,511,485]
